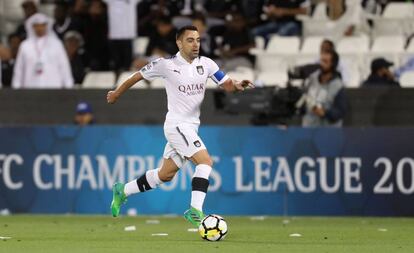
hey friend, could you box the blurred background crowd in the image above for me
[1,0,414,127]
[1,0,413,90]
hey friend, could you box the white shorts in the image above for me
[163,122,206,168]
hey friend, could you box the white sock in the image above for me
[124,168,161,196]
[124,180,139,196]
[190,164,212,212]
[191,191,206,211]
[146,168,162,188]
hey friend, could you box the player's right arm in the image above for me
[107,71,143,104]
[107,58,164,104]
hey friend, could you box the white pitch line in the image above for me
[151,233,168,236]
[124,226,136,231]
[146,219,160,224]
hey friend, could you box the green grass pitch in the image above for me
[1,215,414,253]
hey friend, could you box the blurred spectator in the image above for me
[15,0,38,40]
[395,57,414,80]
[1,34,22,88]
[131,15,177,70]
[203,0,239,19]
[82,0,110,70]
[191,13,215,58]
[237,0,266,26]
[53,1,83,40]
[104,0,139,71]
[362,0,387,15]
[74,101,95,125]
[252,0,310,41]
[319,39,350,86]
[220,13,255,71]
[64,31,88,85]
[362,58,400,87]
[315,0,368,39]
[12,13,74,89]
[298,50,347,127]
[145,16,177,58]
[136,0,169,36]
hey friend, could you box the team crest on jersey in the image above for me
[196,66,204,75]
[194,140,201,147]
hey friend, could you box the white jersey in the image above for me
[139,52,229,126]
[104,0,139,39]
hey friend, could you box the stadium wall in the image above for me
[1,88,414,126]
[0,126,413,216]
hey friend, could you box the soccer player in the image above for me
[107,25,254,226]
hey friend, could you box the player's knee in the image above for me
[159,171,175,182]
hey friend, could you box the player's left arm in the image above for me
[207,57,254,92]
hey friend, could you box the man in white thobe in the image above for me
[12,13,74,89]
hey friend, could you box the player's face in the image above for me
[178,30,200,59]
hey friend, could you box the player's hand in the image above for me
[107,90,120,104]
[234,80,255,91]
[312,106,325,117]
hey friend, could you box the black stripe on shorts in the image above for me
[176,126,189,146]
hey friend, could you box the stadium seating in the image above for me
[38,3,55,18]
[150,78,165,89]
[266,36,300,54]
[253,36,300,72]
[337,36,370,54]
[227,67,255,84]
[2,0,26,21]
[382,2,414,18]
[82,71,116,88]
[116,71,149,89]
[133,37,150,57]
[370,35,405,69]
[400,71,414,88]
[254,36,265,50]
[256,71,288,88]
[373,2,414,36]
[301,36,324,55]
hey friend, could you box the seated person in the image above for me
[74,101,95,125]
[252,0,310,42]
[219,13,255,71]
[131,15,177,70]
[297,49,347,127]
[362,58,400,87]
[291,39,350,85]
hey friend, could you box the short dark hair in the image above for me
[322,39,335,51]
[176,25,198,40]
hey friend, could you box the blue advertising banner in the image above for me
[0,126,413,216]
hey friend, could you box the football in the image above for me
[198,214,228,241]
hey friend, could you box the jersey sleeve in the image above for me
[205,57,229,85]
[139,58,165,81]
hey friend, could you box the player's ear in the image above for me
[176,39,182,50]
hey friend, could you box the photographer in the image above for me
[297,49,347,127]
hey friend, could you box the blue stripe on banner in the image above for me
[213,70,226,82]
